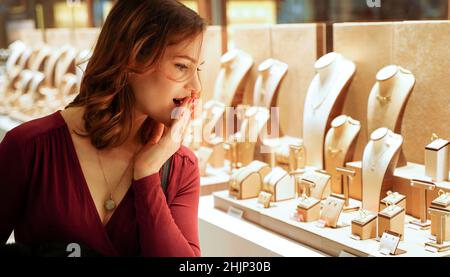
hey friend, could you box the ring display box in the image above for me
[378,204,405,240]
[351,210,377,240]
[262,167,296,202]
[379,191,406,211]
[229,161,271,200]
[296,196,321,222]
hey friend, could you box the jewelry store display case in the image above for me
[1,1,449,257]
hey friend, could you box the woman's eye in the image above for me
[197,67,203,72]
[175,63,189,71]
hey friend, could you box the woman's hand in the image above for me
[133,97,196,180]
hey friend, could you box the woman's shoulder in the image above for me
[4,111,66,145]
[174,145,198,166]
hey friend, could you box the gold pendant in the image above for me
[104,198,116,211]
[376,95,391,104]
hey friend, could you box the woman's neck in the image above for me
[63,106,146,151]
[127,109,148,147]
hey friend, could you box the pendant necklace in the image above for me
[97,146,139,212]
[311,71,338,115]
[369,140,392,171]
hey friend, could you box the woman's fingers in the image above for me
[172,101,192,144]
[148,120,165,145]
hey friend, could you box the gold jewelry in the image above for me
[97,145,140,212]
[438,189,449,200]
[376,94,391,104]
[327,147,342,157]
[431,133,440,142]
[385,200,395,211]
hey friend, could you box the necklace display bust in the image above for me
[303,52,356,170]
[367,65,415,167]
[362,127,403,213]
[324,115,361,194]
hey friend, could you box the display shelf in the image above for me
[346,161,450,190]
[199,194,327,257]
[213,190,450,257]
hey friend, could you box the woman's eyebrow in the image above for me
[175,55,205,65]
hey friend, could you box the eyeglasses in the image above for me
[158,57,203,83]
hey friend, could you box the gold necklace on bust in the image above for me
[328,134,343,157]
[376,84,394,105]
[376,94,391,104]
[327,123,348,158]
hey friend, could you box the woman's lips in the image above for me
[173,97,187,106]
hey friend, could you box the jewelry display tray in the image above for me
[213,190,449,257]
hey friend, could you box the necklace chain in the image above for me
[369,141,391,171]
[97,145,140,211]
[311,72,339,114]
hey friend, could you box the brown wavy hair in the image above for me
[68,0,206,149]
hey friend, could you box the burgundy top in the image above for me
[0,111,201,257]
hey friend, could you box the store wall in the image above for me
[199,26,223,102]
[233,24,325,137]
[16,28,45,48]
[334,21,450,165]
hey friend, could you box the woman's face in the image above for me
[129,34,204,127]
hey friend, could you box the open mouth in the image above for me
[173,97,187,107]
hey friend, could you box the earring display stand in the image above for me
[335,167,360,212]
[426,207,450,252]
[410,179,436,229]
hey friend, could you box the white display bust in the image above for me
[252,58,288,109]
[367,65,415,166]
[324,115,361,194]
[303,52,356,169]
[212,49,253,107]
[362,127,403,213]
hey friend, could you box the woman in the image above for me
[0,0,205,257]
